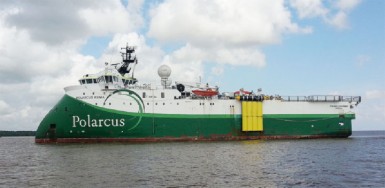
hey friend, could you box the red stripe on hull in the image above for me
[35,135,349,144]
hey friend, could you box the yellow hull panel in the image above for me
[242,101,263,131]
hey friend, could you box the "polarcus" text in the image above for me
[72,115,125,128]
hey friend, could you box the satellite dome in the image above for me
[158,65,171,79]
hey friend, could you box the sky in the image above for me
[0,0,384,131]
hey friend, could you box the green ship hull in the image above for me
[35,95,354,143]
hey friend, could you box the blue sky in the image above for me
[0,0,384,131]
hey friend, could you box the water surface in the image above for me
[1,131,384,187]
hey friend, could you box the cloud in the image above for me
[335,0,362,11]
[0,100,11,115]
[3,0,89,45]
[148,0,311,47]
[2,0,143,45]
[0,22,69,83]
[171,43,266,67]
[147,0,303,70]
[79,0,144,36]
[289,0,328,19]
[290,0,361,29]
[326,11,349,29]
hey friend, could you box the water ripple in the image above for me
[1,135,384,187]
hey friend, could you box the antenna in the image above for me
[117,43,138,77]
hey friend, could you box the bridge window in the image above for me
[105,76,113,83]
[122,79,128,85]
[98,76,105,83]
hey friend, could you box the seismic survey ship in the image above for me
[35,44,361,143]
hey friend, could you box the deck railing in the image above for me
[280,95,361,103]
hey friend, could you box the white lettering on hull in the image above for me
[75,96,105,100]
[72,115,125,128]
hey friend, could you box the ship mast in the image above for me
[118,44,138,78]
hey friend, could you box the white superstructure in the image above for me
[64,45,360,117]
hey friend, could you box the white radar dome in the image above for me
[158,65,172,79]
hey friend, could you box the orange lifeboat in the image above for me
[192,88,218,97]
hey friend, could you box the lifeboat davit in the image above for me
[192,89,218,97]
